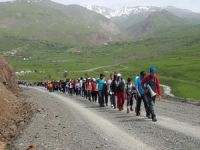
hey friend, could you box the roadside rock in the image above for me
[0,56,33,144]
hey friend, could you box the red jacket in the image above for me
[91,82,97,92]
[142,75,161,96]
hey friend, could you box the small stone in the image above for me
[96,145,100,148]
[34,133,39,138]
[27,144,37,150]
[0,141,7,150]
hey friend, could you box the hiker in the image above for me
[116,73,125,111]
[97,74,105,107]
[126,78,134,113]
[110,74,117,109]
[47,81,53,92]
[103,81,109,106]
[142,66,161,122]
[107,74,113,107]
[86,78,92,101]
[82,79,87,98]
[79,77,83,96]
[135,71,150,118]
[75,80,80,96]
[91,78,98,102]
[69,80,73,96]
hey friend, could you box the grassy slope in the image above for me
[126,11,189,38]
[0,0,121,46]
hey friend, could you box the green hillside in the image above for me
[2,24,200,99]
[0,0,121,46]
[0,1,200,100]
[126,10,189,38]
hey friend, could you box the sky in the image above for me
[1,0,200,13]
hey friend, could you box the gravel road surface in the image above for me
[13,87,200,150]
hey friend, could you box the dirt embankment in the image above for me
[0,56,32,148]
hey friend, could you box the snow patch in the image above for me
[86,5,161,18]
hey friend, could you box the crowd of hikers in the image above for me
[19,66,161,122]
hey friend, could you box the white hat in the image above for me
[117,73,121,77]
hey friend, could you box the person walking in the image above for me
[97,74,105,107]
[91,78,98,102]
[107,74,113,107]
[116,73,125,111]
[103,81,109,106]
[110,74,117,109]
[126,78,134,113]
[142,66,161,122]
[135,71,150,118]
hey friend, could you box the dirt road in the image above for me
[12,87,200,150]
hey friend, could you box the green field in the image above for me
[1,25,200,100]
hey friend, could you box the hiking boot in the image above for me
[127,108,130,114]
[152,117,157,122]
[136,112,140,116]
[146,114,151,119]
[130,107,133,111]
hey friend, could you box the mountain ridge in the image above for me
[85,5,200,20]
[0,0,122,47]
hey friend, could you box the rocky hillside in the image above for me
[0,56,32,148]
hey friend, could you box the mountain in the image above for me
[86,5,200,38]
[86,5,200,21]
[0,0,122,47]
[125,10,187,38]
[166,6,200,23]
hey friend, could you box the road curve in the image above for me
[13,87,200,150]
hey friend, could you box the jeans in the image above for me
[110,94,116,107]
[87,90,91,101]
[98,90,104,107]
[135,94,150,116]
[92,91,98,102]
[127,94,133,107]
[146,94,156,118]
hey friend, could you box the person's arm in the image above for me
[156,77,162,100]
[141,76,148,94]
[134,79,141,97]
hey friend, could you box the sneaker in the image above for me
[127,108,130,114]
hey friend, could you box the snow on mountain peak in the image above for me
[86,5,161,18]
